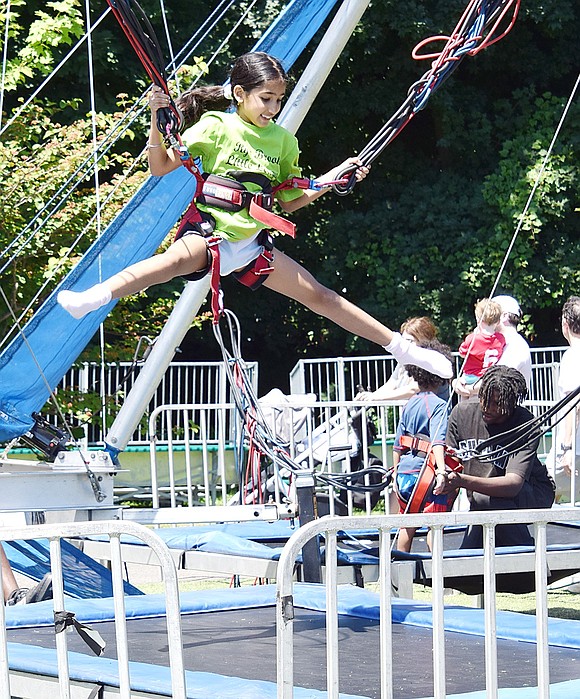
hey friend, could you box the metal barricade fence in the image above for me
[0,520,186,699]
[144,400,406,513]
[276,507,580,699]
[143,394,575,512]
[55,360,258,446]
[2,511,578,698]
[289,348,566,404]
[53,349,563,449]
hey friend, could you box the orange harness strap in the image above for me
[396,435,463,514]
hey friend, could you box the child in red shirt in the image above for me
[459,298,505,385]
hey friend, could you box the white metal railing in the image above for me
[145,400,406,513]
[144,396,563,512]
[47,348,565,449]
[0,520,186,699]
[276,507,580,699]
[147,402,242,509]
[289,348,566,404]
[54,360,258,446]
[2,512,577,698]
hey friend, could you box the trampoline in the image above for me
[6,583,580,699]
[77,518,580,596]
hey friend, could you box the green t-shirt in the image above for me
[182,111,303,241]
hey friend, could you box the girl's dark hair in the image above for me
[405,339,453,388]
[478,365,528,415]
[176,52,288,128]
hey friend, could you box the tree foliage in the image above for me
[1,0,579,394]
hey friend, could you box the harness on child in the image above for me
[173,170,345,312]
[396,434,463,514]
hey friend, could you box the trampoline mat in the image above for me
[9,606,580,698]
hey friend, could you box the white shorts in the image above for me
[218,232,266,276]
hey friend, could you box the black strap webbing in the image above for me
[54,610,107,657]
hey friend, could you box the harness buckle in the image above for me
[253,192,273,210]
[254,250,275,276]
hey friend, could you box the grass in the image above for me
[413,585,580,620]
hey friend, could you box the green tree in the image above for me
[1,0,579,396]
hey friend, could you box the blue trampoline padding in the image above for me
[7,583,580,651]
[82,528,381,566]
[83,520,383,545]
[4,538,142,598]
[5,642,370,699]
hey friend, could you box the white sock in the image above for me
[57,283,112,320]
[384,332,453,379]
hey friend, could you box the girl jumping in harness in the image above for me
[58,52,451,379]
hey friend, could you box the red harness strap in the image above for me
[247,198,296,238]
[233,248,274,290]
[199,173,297,238]
[396,435,463,515]
[206,236,223,323]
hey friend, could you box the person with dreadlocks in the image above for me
[58,52,452,380]
[436,365,555,548]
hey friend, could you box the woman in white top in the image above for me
[356,316,450,403]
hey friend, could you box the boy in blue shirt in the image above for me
[393,340,454,552]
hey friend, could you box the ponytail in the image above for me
[176,85,231,128]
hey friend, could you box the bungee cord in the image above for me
[334,0,521,195]
[213,309,392,503]
[105,0,183,135]
[461,384,580,465]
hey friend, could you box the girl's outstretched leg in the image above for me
[263,250,452,378]
[58,235,210,319]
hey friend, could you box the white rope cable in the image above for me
[158,0,179,93]
[166,0,236,82]
[456,71,580,385]
[84,0,109,444]
[204,0,260,72]
[0,150,147,354]
[0,0,11,131]
[486,70,580,301]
